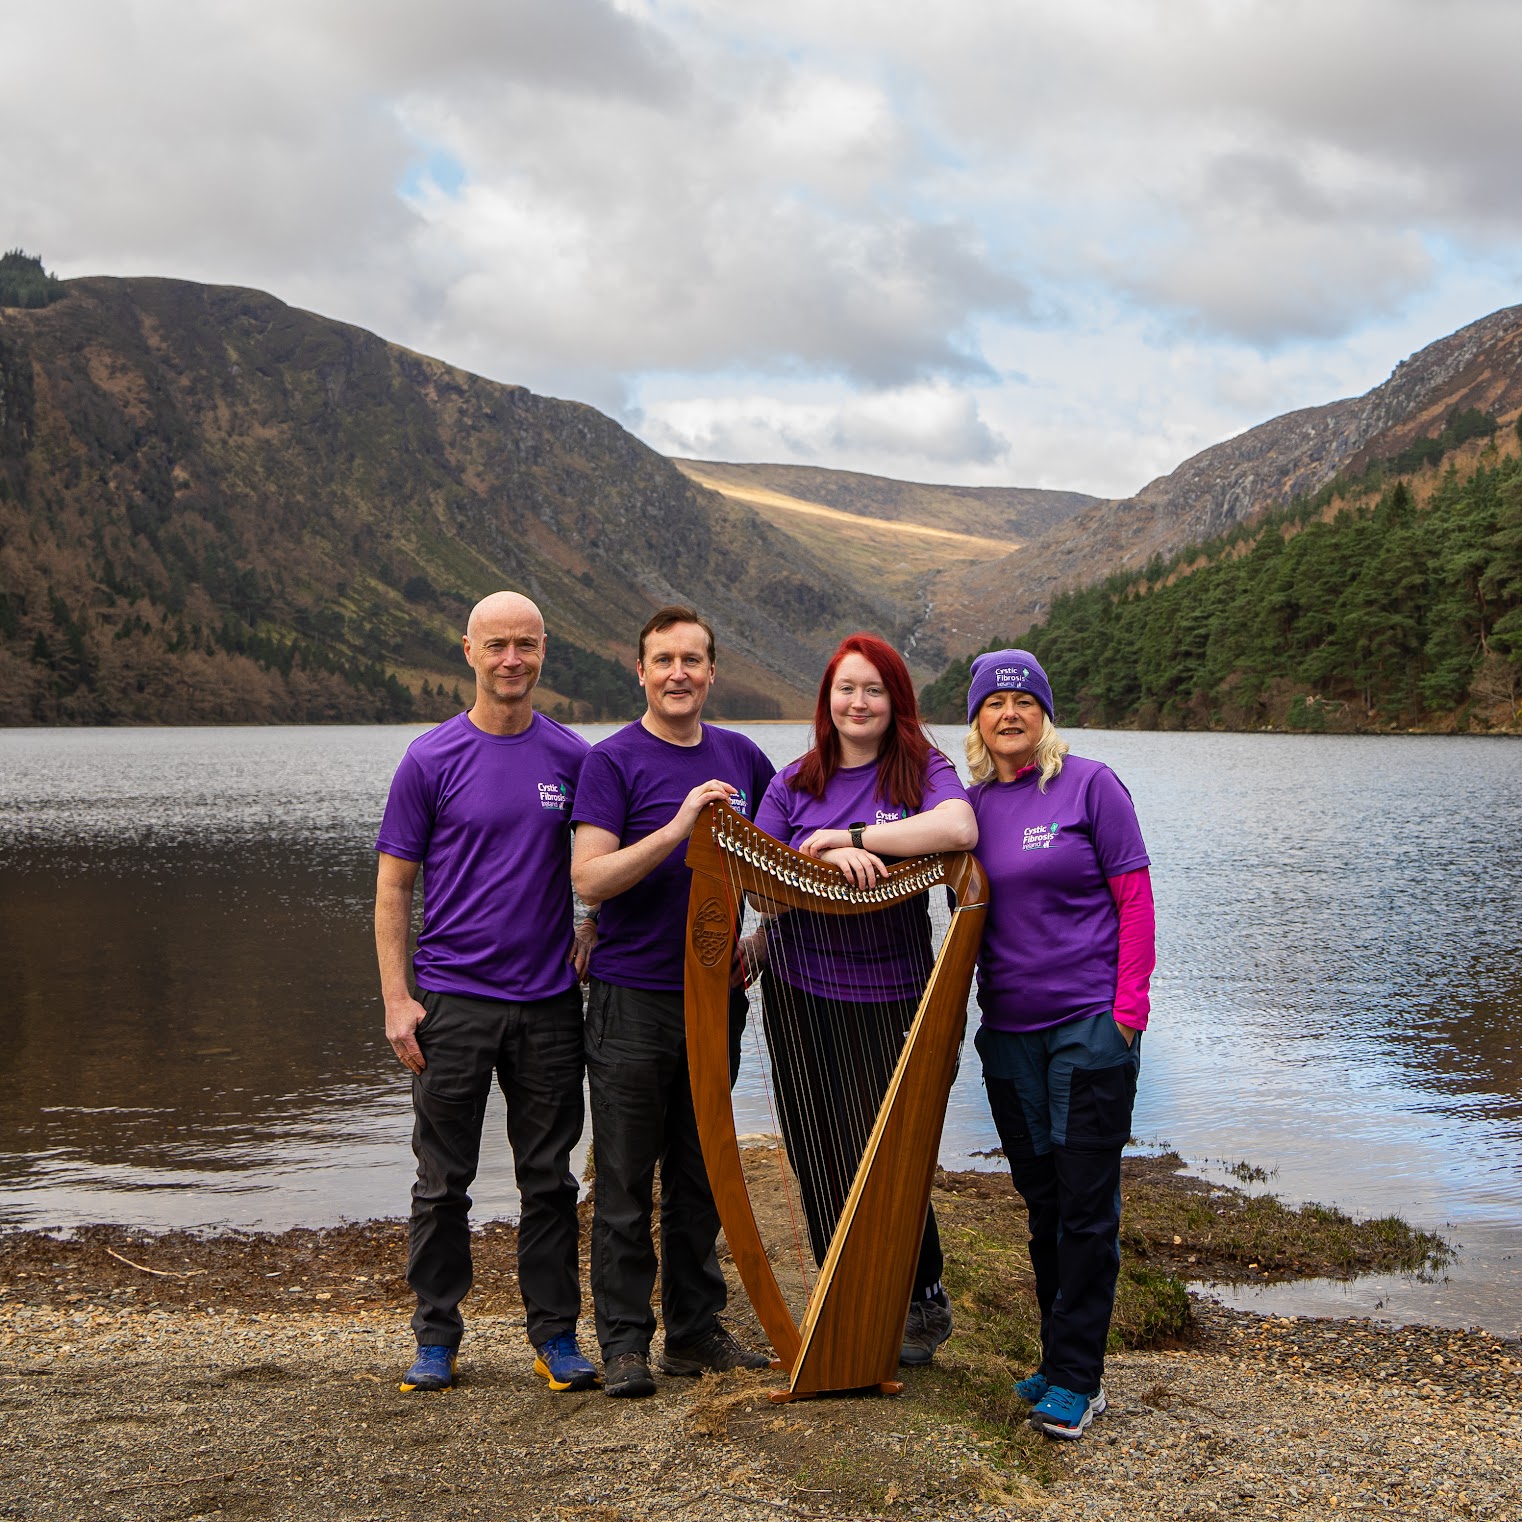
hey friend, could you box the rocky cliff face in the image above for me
[0,277,892,723]
[931,304,1522,651]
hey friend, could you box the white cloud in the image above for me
[642,382,1009,472]
[1114,223,1436,345]
[3,0,1520,495]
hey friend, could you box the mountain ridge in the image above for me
[671,458,1096,539]
[0,275,899,723]
[7,263,1522,726]
[929,304,1522,653]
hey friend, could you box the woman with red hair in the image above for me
[749,633,977,1367]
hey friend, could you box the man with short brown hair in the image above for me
[571,605,775,1397]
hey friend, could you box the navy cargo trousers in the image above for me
[976,1013,1142,1396]
[409,985,585,1351]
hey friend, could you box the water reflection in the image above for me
[1,725,1520,1333]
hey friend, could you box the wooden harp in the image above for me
[684,801,988,1399]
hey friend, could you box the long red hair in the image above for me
[791,633,934,810]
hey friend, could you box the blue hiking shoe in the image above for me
[533,1333,599,1392]
[1029,1384,1107,1439]
[399,1345,457,1393]
[1014,1371,1049,1404]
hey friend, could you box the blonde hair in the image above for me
[965,711,1069,791]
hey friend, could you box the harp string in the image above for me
[714,807,941,1313]
[778,865,937,1279]
[720,825,816,1309]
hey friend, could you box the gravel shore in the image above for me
[1,1296,1518,1521]
[2,1159,1514,1520]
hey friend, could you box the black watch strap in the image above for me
[849,821,867,850]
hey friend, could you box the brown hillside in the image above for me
[0,278,897,724]
[673,460,1095,673]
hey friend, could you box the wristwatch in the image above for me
[849,821,867,851]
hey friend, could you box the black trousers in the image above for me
[584,978,747,1358]
[408,985,585,1350]
[976,1016,1142,1394]
[760,975,943,1297]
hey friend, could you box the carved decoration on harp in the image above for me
[683,800,988,1400]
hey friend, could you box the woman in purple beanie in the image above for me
[964,649,1155,1440]
[748,632,978,1368]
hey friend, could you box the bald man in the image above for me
[375,591,598,1395]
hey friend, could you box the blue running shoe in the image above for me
[1014,1371,1049,1404]
[1029,1384,1106,1440]
[533,1333,599,1392]
[399,1345,457,1393]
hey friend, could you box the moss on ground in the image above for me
[1117,1153,1452,1282]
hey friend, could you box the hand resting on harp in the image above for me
[796,799,977,888]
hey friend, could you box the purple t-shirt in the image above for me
[753,751,970,1003]
[573,721,776,992]
[969,754,1150,1033]
[375,710,589,1002]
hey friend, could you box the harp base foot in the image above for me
[765,1381,905,1403]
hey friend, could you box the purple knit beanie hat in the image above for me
[966,649,1055,726]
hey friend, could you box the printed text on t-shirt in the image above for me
[1022,823,1061,850]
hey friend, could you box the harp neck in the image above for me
[686,801,987,915]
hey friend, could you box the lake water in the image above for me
[1,724,1519,1335]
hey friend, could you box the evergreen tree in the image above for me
[0,250,67,309]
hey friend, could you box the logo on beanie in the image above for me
[995,665,1031,687]
[1021,822,1061,850]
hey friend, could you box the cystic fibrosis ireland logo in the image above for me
[537,781,571,812]
[997,665,1032,687]
[1021,822,1061,850]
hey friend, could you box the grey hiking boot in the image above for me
[659,1322,770,1375]
[900,1290,953,1367]
[603,1350,656,1398]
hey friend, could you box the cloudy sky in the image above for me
[6,0,1521,497]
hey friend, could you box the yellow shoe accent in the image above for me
[399,1347,456,1392]
[533,1353,573,1392]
